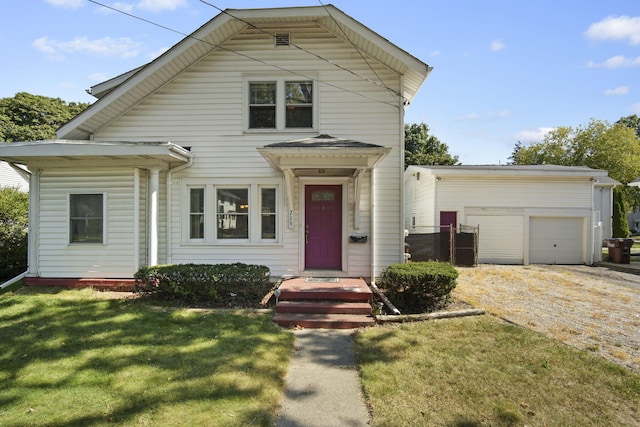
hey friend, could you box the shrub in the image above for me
[0,187,29,281]
[612,187,630,238]
[134,263,271,307]
[377,261,458,313]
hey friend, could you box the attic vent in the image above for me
[275,33,290,47]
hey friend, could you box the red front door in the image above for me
[305,185,342,270]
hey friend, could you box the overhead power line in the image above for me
[86,0,402,109]
[198,0,402,103]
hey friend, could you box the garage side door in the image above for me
[467,215,524,264]
[529,217,584,264]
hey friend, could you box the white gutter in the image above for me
[1,271,27,290]
[166,154,194,264]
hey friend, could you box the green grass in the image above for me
[0,287,294,426]
[355,316,640,427]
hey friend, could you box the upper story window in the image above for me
[249,82,276,129]
[285,81,313,128]
[247,76,316,131]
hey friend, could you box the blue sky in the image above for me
[2,0,639,164]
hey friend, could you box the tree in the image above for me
[404,122,459,169]
[612,187,630,238]
[617,114,640,139]
[510,118,640,184]
[0,92,90,142]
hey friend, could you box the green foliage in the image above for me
[377,261,458,313]
[404,122,459,169]
[134,263,272,307]
[510,118,640,185]
[0,92,90,142]
[612,187,630,238]
[617,114,640,139]
[0,187,29,281]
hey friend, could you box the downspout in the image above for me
[166,155,194,264]
[1,272,27,290]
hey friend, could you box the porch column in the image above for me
[27,168,40,276]
[148,168,160,266]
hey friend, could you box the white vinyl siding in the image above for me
[529,217,584,264]
[38,169,138,278]
[93,23,400,278]
[405,166,602,265]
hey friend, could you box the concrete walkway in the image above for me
[276,329,370,427]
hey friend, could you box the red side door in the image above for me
[305,185,342,270]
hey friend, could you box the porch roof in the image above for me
[0,140,193,169]
[257,134,391,175]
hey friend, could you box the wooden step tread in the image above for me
[276,300,372,315]
[273,313,375,329]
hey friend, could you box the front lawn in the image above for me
[0,287,293,426]
[355,316,640,426]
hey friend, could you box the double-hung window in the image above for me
[247,76,315,131]
[216,188,249,239]
[69,193,104,244]
[189,188,205,239]
[185,182,279,243]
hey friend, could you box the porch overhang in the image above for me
[257,134,391,227]
[0,140,193,169]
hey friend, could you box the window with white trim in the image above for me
[69,193,104,244]
[189,188,205,239]
[216,188,249,239]
[186,183,279,243]
[247,76,315,131]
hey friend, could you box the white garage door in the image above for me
[529,217,584,264]
[467,215,524,264]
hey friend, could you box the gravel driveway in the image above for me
[453,264,640,372]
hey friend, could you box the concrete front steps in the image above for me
[273,277,375,329]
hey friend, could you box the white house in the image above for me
[0,161,29,192]
[404,165,618,265]
[0,6,431,286]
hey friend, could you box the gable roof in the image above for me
[58,5,431,140]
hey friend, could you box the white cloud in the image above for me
[148,46,170,60]
[137,0,187,12]
[98,2,135,13]
[459,112,480,121]
[515,127,555,142]
[604,86,629,96]
[33,36,141,59]
[585,15,640,45]
[45,0,83,8]
[488,109,512,118]
[89,72,112,82]
[490,39,506,52]
[587,55,640,68]
[459,110,511,121]
[429,50,441,58]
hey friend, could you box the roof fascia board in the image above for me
[58,11,240,139]
[313,5,430,77]
[408,165,609,178]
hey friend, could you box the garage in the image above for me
[467,215,523,264]
[529,217,584,264]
